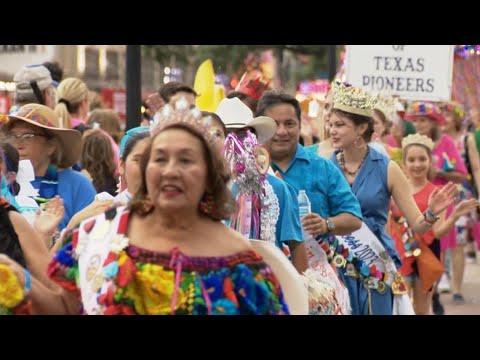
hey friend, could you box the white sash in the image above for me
[305,237,351,315]
[336,222,397,283]
[77,207,126,315]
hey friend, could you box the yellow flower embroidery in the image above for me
[124,263,186,315]
[0,265,24,309]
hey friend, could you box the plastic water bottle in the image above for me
[298,190,312,240]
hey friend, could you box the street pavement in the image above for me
[440,258,480,315]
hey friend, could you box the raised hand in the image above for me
[34,195,64,237]
[453,198,479,219]
[427,182,458,215]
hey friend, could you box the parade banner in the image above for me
[345,45,454,101]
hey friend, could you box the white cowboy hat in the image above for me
[250,240,309,315]
[215,97,276,144]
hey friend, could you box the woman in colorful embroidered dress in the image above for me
[390,134,478,314]
[328,82,458,315]
[0,103,290,315]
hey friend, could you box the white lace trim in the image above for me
[260,180,279,244]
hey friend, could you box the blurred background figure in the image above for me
[42,61,63,85]
[116,127,150,204]
[12,65,56,111]
[54,77,90,131]
[227,70,269,113]
[80,129,118,196]
[2,104,96,233]
[87,109,123,145]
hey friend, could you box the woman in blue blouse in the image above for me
[328,84,457,315]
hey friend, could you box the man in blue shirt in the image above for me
[256,90,363,239]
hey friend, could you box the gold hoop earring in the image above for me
[354,135,364,149]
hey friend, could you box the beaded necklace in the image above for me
[339,147,369,177]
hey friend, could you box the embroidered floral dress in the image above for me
[48,206,289,315]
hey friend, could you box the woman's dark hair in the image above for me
[1,143,21,195]
[201,111,226,135]
[0,202,26,268]
[121,131,150,162]
[130,123,235,221]
[331,109,375,142]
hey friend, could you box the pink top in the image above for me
[70,117,84,129]
[385,134,398,148]
[432,133,467,186]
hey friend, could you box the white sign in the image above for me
[344,45,454,101]
[0,45,56,76]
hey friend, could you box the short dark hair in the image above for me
[158,82,197,103]
[42,61,63,83]
[256,90,302,121]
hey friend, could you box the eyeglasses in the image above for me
[7,133,49,144]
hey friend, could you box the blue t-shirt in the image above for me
[271,144,363,222]
[267,174,303,249]
[31,168,96,231]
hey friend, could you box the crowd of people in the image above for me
[0,60,478,315]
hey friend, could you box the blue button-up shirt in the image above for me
[271,144,362,221]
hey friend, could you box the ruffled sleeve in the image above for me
[47,225,81,294]
[229,259,290,315]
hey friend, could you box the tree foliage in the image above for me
[142,45,331,87]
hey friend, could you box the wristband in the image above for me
[23,269,32,297]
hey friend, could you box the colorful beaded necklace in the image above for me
[339,147,369,177]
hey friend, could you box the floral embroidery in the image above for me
[47,207,289,315]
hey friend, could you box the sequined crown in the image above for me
[150,98,217,143]
[235,71,269,100]
[374,94,396,121]
[401,133,434,151]
[332,81,379,117]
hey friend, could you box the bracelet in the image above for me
[426,208,437,219]
[424,208,439,225]
[23,268,32,297]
